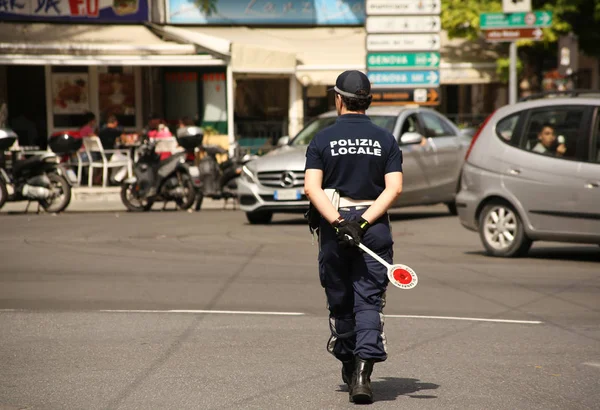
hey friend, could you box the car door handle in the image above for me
[509,168,521,175]
[584,182,599,189]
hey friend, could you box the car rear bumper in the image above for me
[237,178,309,214]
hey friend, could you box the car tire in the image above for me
[446,201,458,215]
[478,201,532,258]
[246,211,273,224]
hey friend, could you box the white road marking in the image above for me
[582,362,600,369]
[0,309,541,323]
[385,314,543,324]
[99,309,306,316]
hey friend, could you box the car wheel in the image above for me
[445,201,458,215]
[478,201,532,257]
[246,211,273,224]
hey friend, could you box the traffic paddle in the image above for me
[356,242,418,290]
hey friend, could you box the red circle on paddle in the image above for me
[392,268,413,285]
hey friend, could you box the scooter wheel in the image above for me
[120,182,153,212]
[40,173,71,213]
[0,180,7,210]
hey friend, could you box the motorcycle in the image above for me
[0,128,73,213]
[176,127,257,211]
[119,136,199,212]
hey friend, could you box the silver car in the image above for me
[237,106,470,224]
[456,94,600,257]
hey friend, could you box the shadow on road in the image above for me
[337,377,439,401]
[465,246,600,263]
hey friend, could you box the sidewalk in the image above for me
[0,187,239,213]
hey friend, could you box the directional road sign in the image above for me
[368,71,440,88]
[366,0,441,15]
[371,88,440,106]
[485,27,544,42]
[367,52,440,69]
[366,34,441,52]
[480,11,553,29]
[366,16,441,33]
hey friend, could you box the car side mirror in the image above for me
[277,136,290,146]
[400,132,424,145]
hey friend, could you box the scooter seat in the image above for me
[13,154,54,176]
[202,145,227,156]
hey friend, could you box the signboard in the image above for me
[557,34,579,76]
[371,88,440,106]
[366,0,441,15]
[480,11,553,29]
[366,16,440,33]
[367,52,440,69]
[367,34,441,52]
[52,73,90,114]
[503,0,531,13]
[0,0,149,21]
[368,71,440,88]
[167,0,365,25]
[485,27,543,42]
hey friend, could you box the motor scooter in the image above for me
[176,127,257,211]
[120,136,198,212]
[0,129,73,213]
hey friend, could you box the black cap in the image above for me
[330,70,371,99]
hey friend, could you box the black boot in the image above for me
[350,357,374,404]
[341,359,354,388]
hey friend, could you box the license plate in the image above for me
[274,189,301,201]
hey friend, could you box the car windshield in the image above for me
[290,115,398,146]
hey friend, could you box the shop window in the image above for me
[98,66,137,127]
[51,66,91,129]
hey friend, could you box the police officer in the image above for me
[304,70,403,404]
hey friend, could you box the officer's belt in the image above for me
[324,189,375,209]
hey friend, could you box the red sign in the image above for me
[484,28,543,42]
[69,0,99,17]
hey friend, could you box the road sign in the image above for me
[366,0,441,15]
[368,71,440,88]
[366,16,440,33]
[367,52,440,69]
[485,28,544,42]
[479,11,552,29]
[367,34,440,52]
[371,88,440,106]
[503,0,531,13]
[557,34,579,76]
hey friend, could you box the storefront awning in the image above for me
[173,27,501,85]
[0,23,226,66]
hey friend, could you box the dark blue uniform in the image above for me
[305,113,403,363]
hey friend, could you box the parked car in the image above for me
[456,91,600,257]
[237,106,471,224]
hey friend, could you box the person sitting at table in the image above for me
[78,112,97,138]
[98,115,124,150]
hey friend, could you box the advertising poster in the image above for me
[0,0,148,22]
[168,0,365,25]
[51,73,90,114]
[98,72,136,116]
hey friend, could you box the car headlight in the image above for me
[241,165,255,182]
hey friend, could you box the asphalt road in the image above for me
[1,206,599,410]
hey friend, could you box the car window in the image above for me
[521,106,589,161]
[290,115,397,146]
[420,112,455,138]
[496,113,520,143]
[400,113,419,135]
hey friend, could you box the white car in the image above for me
[237,106,470,224]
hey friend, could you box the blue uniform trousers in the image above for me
[318,207,392,363]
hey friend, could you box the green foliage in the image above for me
[496,57,523,84]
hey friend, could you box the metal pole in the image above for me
[226,63,235,157]
[509,41,517,105]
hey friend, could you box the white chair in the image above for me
[82,136,132,187]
